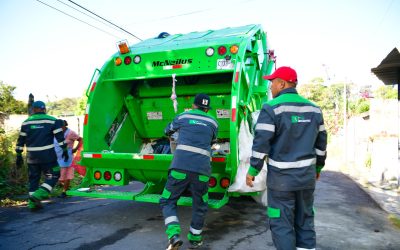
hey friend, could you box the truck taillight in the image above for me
[230,45,239,54]
[218,46,227,55]
[114,172,122,181]
[94,171,101,180]
[220,177,230,188]
[115,57,122,66]
[209,176,217,188]
[134,55,141,64]
[124,56,132,65]
[104,171,112,181]
[206,47,214,57]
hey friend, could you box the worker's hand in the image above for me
[62,150,69,162]
[16,154,23,167]
[246,174,255,187]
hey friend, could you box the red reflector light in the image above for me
[209,177,217,188]
[94,171,101,180]
[218,46,227,55]
[212,157,225,162]
[90,82,96,92]
[104,171,112,181]
[124,56,132,65]
[220,177,230,188]
[84,114,88,125]
[143,155,154,160]
[92,154,102,158]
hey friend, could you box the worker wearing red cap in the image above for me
[246,67,327,250]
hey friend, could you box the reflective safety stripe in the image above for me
[315,148,326,156]
[41,183,52,192]
[255,123,275,132]
[268,158,316,169]
[165,216,179,225]
[273,105,321,115]
[22,120,55,125]
[176,145,210,157]
[178,114,218,128]
[190,226,202,235]
[26,144,54,151]
[57,141,66,146]
[29,192,34,195]
[19,132,27,136]
[16,146,24,150]
[319,124,325,131]
[252,151,266,159]
[296,248,316,250]
[53,128,62,134]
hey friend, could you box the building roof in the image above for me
[371,47,400,85]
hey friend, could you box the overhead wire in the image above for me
[34,0,122,39]
[55,0,122,35]
[67,0,142,41]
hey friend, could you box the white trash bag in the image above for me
[228,119,267,194]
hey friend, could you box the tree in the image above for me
[47,98,79,116]
[374,85,397,99]
[0,81,26,114]
[75,93,88,115]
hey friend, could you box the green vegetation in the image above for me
[388,214,400,230]
[374,85,398,99]
[0,81,86,206]
[0,81,26,114]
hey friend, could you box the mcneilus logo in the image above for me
[152,58,193,67]
[291,115,311,123]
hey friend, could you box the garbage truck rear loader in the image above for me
[68,24,275,208]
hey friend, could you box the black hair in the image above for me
[63,120,68,127]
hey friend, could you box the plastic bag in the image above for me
[228,120,267,193]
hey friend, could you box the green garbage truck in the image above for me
[68,24,275,208]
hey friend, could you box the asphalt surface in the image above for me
[0,170,399,250]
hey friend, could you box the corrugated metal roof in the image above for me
[371,47,400,85]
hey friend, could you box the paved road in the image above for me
[1,171,399,250]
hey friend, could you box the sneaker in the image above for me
[58,192,67,198]
[28,196,43,211]
[166,234,183,250]
[188,240,203,249]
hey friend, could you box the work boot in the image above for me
[28,197,43,212]
[166,234,183,250]
[188,240,203,249]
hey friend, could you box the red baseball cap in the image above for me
[263,66,298,83]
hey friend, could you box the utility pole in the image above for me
[343,81,347,169]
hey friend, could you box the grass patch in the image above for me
[388,214,400,230]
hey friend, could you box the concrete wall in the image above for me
[340,99,399,185]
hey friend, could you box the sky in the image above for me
[0,0,399,102]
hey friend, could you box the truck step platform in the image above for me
[67,190,229,209]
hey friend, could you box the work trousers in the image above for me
[28,162,60,194]
[267,188,316,250]
[160,169,209,239]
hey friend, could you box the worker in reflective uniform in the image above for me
[15,101,69,211]
[161,94,218,250]
[246,67,327,250]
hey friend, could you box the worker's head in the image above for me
[62,120,68,131]
[193,93,211,112]
[263,66,297,97]
[32,100,46,113]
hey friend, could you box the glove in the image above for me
[16,154,23,167]
[62,150,69,162]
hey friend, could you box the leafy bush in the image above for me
[0,130,28,200]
